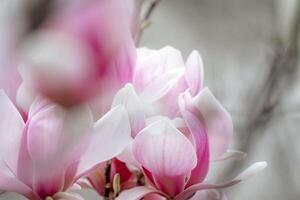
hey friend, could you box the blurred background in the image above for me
[142,1,300,199]
[1,0,300,199]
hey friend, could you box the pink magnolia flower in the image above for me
[115,89,267,200]
[133,46,203,117]
[19,0,136,107]
[0,90,131,199]
[109,46,267,199]
[110,46,208,165]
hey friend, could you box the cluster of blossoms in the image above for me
[0,0,267,200]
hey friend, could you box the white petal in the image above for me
[116,186,160,200]
[0,90,24,174]
[214,150,246,162]
[191,88,233,160]
[132,120,197,177]
[134,46,185,102]
[185,50,204,96]
[112,84,145,137]
[234,162,268,181]
[78,105,131,175]
[16,82,36,113]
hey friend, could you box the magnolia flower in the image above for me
[0,91,131,199]
[19,0,136,107]
[133,46,203,117]
[110,46,267,199]
[111,46,209,165]
[115,89,267,200]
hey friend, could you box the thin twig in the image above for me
[135,0,161,45]
[220,0,300,184]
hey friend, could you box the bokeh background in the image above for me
[141,1,300,200]
[1,0,300,199]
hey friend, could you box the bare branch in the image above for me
[135,0,161,45]
[220,0,300,184]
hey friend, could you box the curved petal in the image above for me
[189,190,227,200]
[175,162,267,200]
[185,50,204,96]
[133,120,197,177]
[28,96,52,117]
[144,193,167,200]
[174,182,238,200]
[0,67,22,105]
[214,150,246,162]
[112,84,145,137]
[134,46,185,102]
[0,90,24,174]
[117,141,140,168]
[27,105,66,197]
[132,120,197,196]
[52,192,84,200]
[233,162,268,181]
[77,105,131,175]
[116,186,161,200]
[0,171,38,199]
[27,104,94,197]
[16,82,37,113]
[179,92,209,186]
[190,88,233,160]
[138,69,184,103]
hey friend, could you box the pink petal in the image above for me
[191,88,233,160]
[0,67,22,106]
[144,193,167,200]
[134,47,185,102]
[17,123,35,187]
[133,119,197,176]
[132,120,197,196]
[28,96,52,117]
[117,141,140,168]
[77,105,131,175]
[27,105,66,196]
[174,182,237,200]
[116,186,161,200]
[0,171,38,199]
[157,77,188,118]
[175,162,267,200]
[179,93,209,186]
[27,105,94,197]
[189,190,227,200]
[52,192,84,200]
[0,90,24,174]
[185,50,204,96]
[16,82,37,113]
[112,84,145,137]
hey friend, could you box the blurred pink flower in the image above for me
[20,0,136,107]
[0,90,131,199]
